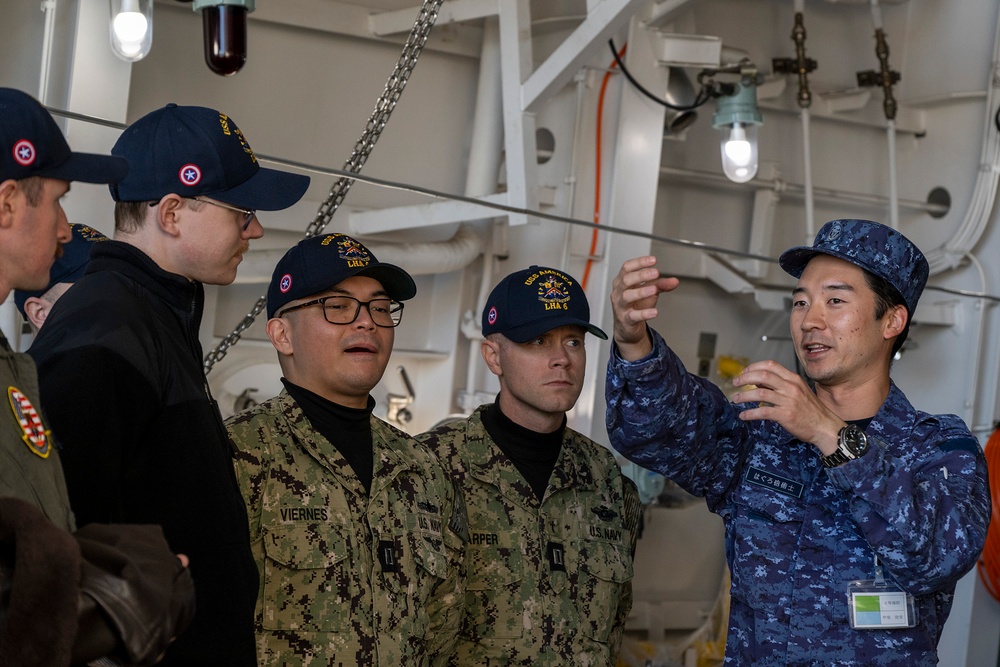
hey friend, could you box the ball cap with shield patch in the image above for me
[109,103,309,211]
[267,233,417,318]
[778,218,929,319]
[0,87,128,184]
[482,265,607,343]
[14,224,109,317]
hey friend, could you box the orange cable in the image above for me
[582,43,626,291]
[976,426,1000,601]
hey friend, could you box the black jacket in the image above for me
[29,241,258,666]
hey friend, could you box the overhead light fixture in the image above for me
[711,77,762,183]
[109,0,153,62]
[193,0,256,76]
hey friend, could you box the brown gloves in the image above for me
[73,523,196,666]
[0,498,196,667]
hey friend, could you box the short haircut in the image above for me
[19,176,44,207]
[114,200,147,233]
[863,269,909,357]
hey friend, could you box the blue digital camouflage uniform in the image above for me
[418,405,641,666]
[606,329,990,666]
[228,390,467,666]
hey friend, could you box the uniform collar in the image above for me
[276,391,419,498]
[465,405,598,505]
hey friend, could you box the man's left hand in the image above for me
[731,360,843,456]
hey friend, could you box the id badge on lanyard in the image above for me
[846,556,917,630]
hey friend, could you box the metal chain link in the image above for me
[204,0,444,374]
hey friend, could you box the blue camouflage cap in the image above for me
[268,233,416,318]
[482,265,607,343]
[779,219,929,317]
[110,103,309,211]
[13,224,108,316]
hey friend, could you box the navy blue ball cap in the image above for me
[14,223,109,316]
[779,219,929,317]
[110,103,309,211]
[0,87,128,184]
[267,233,417,318]
[482,265,607,343]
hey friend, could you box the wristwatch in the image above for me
[821,424,869,468]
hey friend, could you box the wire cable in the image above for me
[607,38,713,112]
[582,42,626,291]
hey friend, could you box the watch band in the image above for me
[821,448,851,468]
[821,424,869,468]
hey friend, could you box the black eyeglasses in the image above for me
[277,295,404,327]
[193,198,257,231]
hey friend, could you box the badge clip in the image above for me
[847,556,916,630]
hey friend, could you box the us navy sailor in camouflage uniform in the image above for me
[606,219,990,666]
[227,233,467,666]
[418,266,641,666]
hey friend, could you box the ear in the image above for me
[480,338,503,378]
[0,179,22,229]
[882,304,908,341]
[23,297,49,331]
[266,317,294,357]
[154,194,186,237]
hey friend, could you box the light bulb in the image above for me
[202,4,248,76]
[109,0,153,62]
[719,123,758,183]
[711,77,763,183]
[113,12,146,54]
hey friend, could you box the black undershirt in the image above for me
[850,417,875,431]
[282,378,375,495]
[481,399,565,502]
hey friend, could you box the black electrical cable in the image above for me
[994,104,1000,132]
[608,39,713,112]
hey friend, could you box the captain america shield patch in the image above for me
[7,387,50,458]
[13,140,35,166]
[179,164,202,186]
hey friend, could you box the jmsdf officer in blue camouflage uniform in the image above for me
[419,265,641,666]
[606,219,990,666]
[227,233,467,666]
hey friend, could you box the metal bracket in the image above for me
[387,366,415,426]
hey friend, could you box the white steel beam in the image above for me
[368,0,498,37]
[349,193,509,234]
[497,0,534,222]
[522,0,648,113]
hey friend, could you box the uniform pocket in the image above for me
[728,498,806,611]
[261,523,351,632]
[574,534,634,643]
[462,530,524,639]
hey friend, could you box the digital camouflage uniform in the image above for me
[228,390,467,667]
[606,329,990,666]
[418,404,641,666]
[0,333,73,532]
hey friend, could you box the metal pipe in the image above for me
[38,0,58,103]
[886,118,899,228]
[658,165,946,216]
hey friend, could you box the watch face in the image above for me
[842,425,868,455]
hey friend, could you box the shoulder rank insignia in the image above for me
[8,387,51,458]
